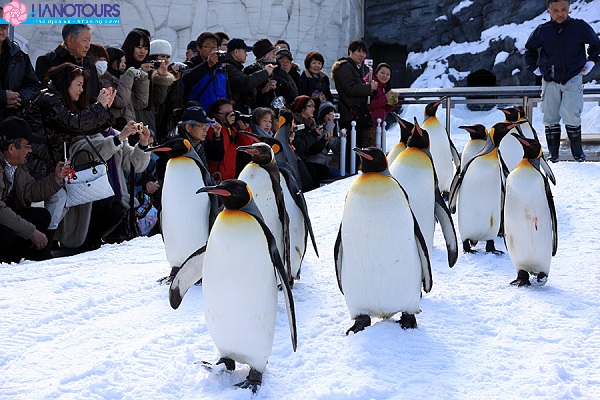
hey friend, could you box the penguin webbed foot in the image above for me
[234,368,262,393]
[532,272,548,286]
[157,266,180,285]
[441,191,449,201]
[398,312,418,329]
[510,270,531,287]
[485,240,504,255]
[462,240,477,254]
[346,314,371,335]
[199,357,235,372]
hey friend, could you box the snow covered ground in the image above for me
[2,104,600,399]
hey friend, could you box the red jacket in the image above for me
[364,74,395,127]
[207,124,258,181]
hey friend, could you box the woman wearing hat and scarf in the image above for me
[100,46,149,129]
[243,38,297,110]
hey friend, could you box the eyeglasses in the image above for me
[202,45,218,50]
[19,143,33,149]
[306,104,316,108]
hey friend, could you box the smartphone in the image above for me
[387,93,399,105]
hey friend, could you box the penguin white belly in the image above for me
[457,154,502,241]
[341,174,422,317]
[239,164,285,264]
[520,122,537,139]
[390,149,435,254]
[499,129,524,172]
[504,166,552,275]
[161,158,210,268]
[423,118,454,192]
[461,140,486,171]
[387,143,406,166]
[280,175,306,280]
[203,210,277,372]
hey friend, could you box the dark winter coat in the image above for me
[525,17,600,84]
[0,39,40,121]
[222,54,269,112]
[331,57,372,125]
[35,44,102,101]
[291,112,327,161]
[297,70,333,102]
[23,86,114,180]
[243,62,298,110]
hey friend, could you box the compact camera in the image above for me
[293,124,305,132]
[150,60,165,69]
[216,51,228,63]
[333,113,340,119]
[134,122,146,131]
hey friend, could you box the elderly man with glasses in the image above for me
[0,117,69,263]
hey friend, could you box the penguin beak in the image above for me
[353,147,373,160]
[434,97,446,107]
[413,117,423,136]
[197,185,232,196]
[237,145,260,155]
[511,132,530,147]
[499,108,510,116]
[458,125,475,133]
[145,143,173,153]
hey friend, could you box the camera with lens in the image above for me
[216,51,228,63]
[293,124,305,132]
[233,110,254,124]
[333,113,341,120]
[150,60,163,69]
[168,62,188,74]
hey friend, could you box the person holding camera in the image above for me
[206,98,258,181]
[297,51,333,112]
[55,120,152,251]
[244,39,298,111]
[290,95,334,191]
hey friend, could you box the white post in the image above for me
[382,120,387,153]
[375,118,382,149]
[340,129,347,177]
[350,121,357,174]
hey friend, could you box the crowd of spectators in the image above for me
[0,17,396,263]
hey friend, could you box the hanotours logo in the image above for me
[3,0,121,25]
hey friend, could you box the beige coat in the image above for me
[0,153,61,239]
[55,131,151,248]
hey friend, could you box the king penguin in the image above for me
[237,142,292,281]
[335,147,432,333]
[170,179,297,393]
[498,107,527,173]
[449,122,517,254]
[146,138,219,284]
[458,124,488,171]
[504,134,557,287]
[261,136,319,284]
[389,118,458,268]
[421,98,461,197]
[386,113,413,165]
[275,109,302,184]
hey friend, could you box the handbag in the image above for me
[64,136,115,207]
[125,163,159,238]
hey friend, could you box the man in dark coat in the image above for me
[525,0,600,162]
[331,40,378,173]
[0,117,68,263]
[35,24,102,101]
[0,8,40,122]
[222,39,275,113]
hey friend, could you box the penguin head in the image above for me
[354,147,387,173]
[511,133,542,159]
[392,113,414,145]
[499,107,520,123]
[238,142,275,165]
[515,105,526,119]
[260,137,283,155]
[145,138,192,158]
[275,109,294,142]
[490,121,519,147]
[197,179,252,209]
[459,124,488,140]
[424,97,446,117]
[407,117,430,149]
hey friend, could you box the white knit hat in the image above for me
[149,39,172,57]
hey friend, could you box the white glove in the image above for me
[533,67,542,76]
[581,61,595,76]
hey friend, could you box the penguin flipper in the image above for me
[449,137,461,170]
[540,157,556,185]
[283,170,319,257]
[169,244,207,309]
[250,208,298,352]
[333,223,344,294]
[448,168,463,213]
[412,214,432,293]
[434,190,458,268]
[544,177,558,256]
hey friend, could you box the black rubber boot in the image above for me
[566,125,586,162]
[545,125,561,162]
